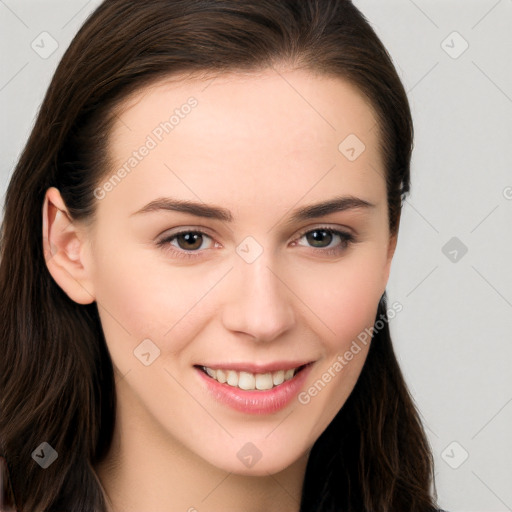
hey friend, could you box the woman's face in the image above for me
[56,68,396,475]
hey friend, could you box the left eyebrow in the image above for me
[285,195,376,225]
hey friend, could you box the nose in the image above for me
[221,251,296,342]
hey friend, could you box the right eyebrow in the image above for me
[130,197,233,222]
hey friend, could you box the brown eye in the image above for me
[174,232,204,251]
[157,229,215,259]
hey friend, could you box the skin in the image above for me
[42,67,397,512]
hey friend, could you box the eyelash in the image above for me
[156,226,356,260]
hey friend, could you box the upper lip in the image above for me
[195,360,314,374]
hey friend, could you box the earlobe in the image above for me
[42,187,96,305]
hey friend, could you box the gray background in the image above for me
[1,1,511,510]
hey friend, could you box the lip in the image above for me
[194,361,314,415]
[195,360,313,374]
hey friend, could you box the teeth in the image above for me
[201,366,301,391]
[255,373,273,390]
[238,371,255,390]
[284,368,295,380]
[272,370,285,386]
[227,370,238,386]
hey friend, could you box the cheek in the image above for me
[91,239,229,366]
[292,248,385,351]
[288,251,382,419]
[293,256,383,432]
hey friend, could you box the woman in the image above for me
[0,1,446,510]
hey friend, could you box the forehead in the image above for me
[103,68,385,217]
[112,67,380,150]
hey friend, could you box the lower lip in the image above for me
[195,363,314,415]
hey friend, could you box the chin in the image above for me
[204,446,306,477]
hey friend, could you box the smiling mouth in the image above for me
[194,363,310,391]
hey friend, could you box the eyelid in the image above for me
[156,225,217,242]
[294,222,356,239]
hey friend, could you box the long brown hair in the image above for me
[0,1,440,510]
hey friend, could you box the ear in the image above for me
[42,187,96,304]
